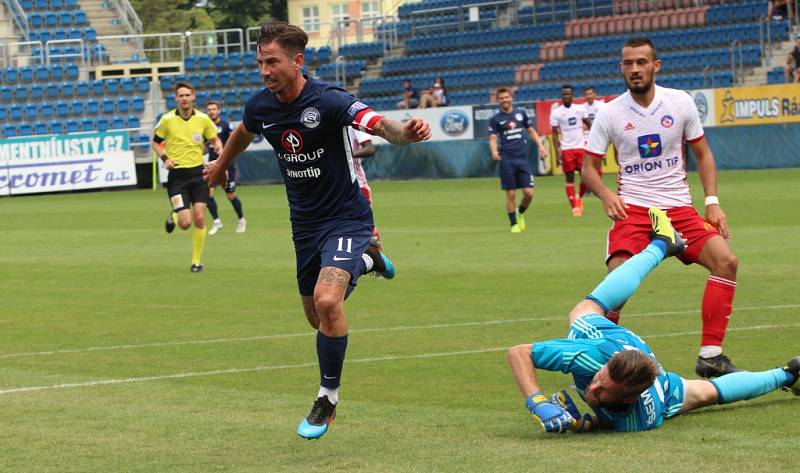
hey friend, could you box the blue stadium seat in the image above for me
[120,78,134,94]
[101,99,114,114]
[105,79,119,94]
[80,117,95,131]
[96,117,109,132]
[213,54,225,69]
[111,115,126,130]
[165,96,176,109]
[31,84,44,99]
[50,64,64,81]
[34,120,49,135]
[35,0,47,8]
[25,103,38,119]
[45,12,58,27]
[0,104,6,121]
[59,82,74,99]
[90,80,104,95]
[65,119,78,133]
[35,66,49,81]
[234,70,246,86]
[198,55,212,69]
[55,100,69,117]
[40,102,54,118]
[70,99,83,115]
[75,80,89,97]
[117,97,130,113]
[135,77,149,93]
[52,0,65,10]
[59,11,73,26]
[45,83,59,99]
[14,86,28,101]
[83,27,96,41]
[65,0,77,8]
[127,115,141,129]
[86,99,99,114]
[21,0,33,9]
[49,120,64,135]
[19,122,33,136]
[54,28,67,40]
[184,56,196,71]
[0,86,12,101]
[3,123,16,137]
[4,67,18,83]
[10,104,22,120]
[73,10,86,25]
[29,13,43,28]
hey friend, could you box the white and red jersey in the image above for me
[582,99,606,145]
[549,103,586,150]
[348,128,373,190]
[586,85,704,209]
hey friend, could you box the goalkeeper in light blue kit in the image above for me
[507,208,799,433]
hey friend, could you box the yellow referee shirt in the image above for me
[154,109,218,169]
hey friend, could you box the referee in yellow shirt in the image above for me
[152,81,222,272]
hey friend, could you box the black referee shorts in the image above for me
[166,165,210,211]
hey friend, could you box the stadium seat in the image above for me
[49,119,64,135]
[135,77,149,93]
[73,10,86,25]
[19,122,33,136]
[86,99,99,115]
[3,123,16,137]
[0,104,6,121]
[0,86,12,101]
[25,103,38,119]
[131,96,144,113]
[111,115,126,130]
[31,84,44,99]
[14,86,28,101]
[45,82,59,99]
[80,117,95,132]
[126,115,140,129]
[96,117,109,132]
[4,67,19,83]
[10,104,22,120]
[55,100,69,117]
[40,102,54,118]
[45,12,58,27]
[65,118,79,133]
[34,121,49,135]
[117,97,130,113]
[120,78,135,94]
[75,80,89,97]
[91,80,104,95]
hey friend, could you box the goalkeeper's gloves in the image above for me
[551,389,594,433]
[526,392,574,434]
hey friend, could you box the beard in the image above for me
[627,77,653,95]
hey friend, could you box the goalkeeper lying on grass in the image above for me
[507,208,799,433]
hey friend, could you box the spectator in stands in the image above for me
[396,79,420,109]
[785,35,800,83]
[769,0,795,21]
[419,77,448,108]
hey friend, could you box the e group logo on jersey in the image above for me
[637,134,662,159]
[440,110,469,136]
[281,129,304,153]
[300,107,321,129]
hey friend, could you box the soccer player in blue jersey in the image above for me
[205,101,246,235]
[204,22,431,440]
[488,88,548,233]
[508,208,799,433]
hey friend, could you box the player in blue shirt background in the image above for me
[204,22,431,440]
[507,208,799,433]
[205,100,247,235]
[488,87,548,233]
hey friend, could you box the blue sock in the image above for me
[508,212,517,225]
[317,332,348,389]
[230,197,244,219]
[587,242,667,313]
[710,369,794,404]
[207,197,219,219]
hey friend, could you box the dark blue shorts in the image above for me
[499,160,534,190]
[223,165,237,193]
[293,219,373,296]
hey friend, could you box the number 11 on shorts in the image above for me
[337,237,352,253]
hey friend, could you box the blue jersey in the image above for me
[531,315,685,432]
[488,108,532,161]
[242,77,374,230]
[208,119,232,162]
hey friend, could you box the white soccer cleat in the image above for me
[208,220,223,235]
[236,218,247,233]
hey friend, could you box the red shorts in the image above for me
[606,204,720,265]
[360,185,373,205]
[560,148,584,174]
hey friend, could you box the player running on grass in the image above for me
[507,208,799,433]
[204,21,431,440]
[581,37,741,378]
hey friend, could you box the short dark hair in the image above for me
[607,350,660,398]
[623,37,658,60]
[584,85,595,92]
[174,81,194,93]
[257,21,308,56]
[496,87,512,96]
[205,100,221,108]
[561,84,573,91]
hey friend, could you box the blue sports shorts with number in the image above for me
[533,314,685,431]
[293,218,373,296]
[499,159,534,190]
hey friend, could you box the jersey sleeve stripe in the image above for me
[686,134,704,144]
[354,109,382,133]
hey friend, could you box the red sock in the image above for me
[701,276,737,347]
[565,183,576,208]
[579,182,588,198]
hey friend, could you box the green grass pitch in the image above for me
[1,168,798,472]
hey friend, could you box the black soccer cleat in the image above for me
[190,264,204,273]
[780,356,800,396]
[296,395,337,439]
[165,212,176,234]
[648,207,685,258]
[695,354,742,378]
[364,239,395,279]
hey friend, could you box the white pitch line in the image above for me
[1,303,798,360]
[2,322,799,396]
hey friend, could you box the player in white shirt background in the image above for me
[581,37,741,378]
[550,85,588,216]
[348,127,382,246]
[580,85,607,193]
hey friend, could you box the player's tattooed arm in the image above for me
[317,266,351,288]
[373,117,432,144]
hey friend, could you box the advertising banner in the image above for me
[373,105,473,144]
[688,89,716,128]
[0,131,136,196]
[472,101,537,140]
[714,83,800,126]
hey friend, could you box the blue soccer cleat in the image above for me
[297,395,337,440]
[365,240,395,279]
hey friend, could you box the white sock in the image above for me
[361,253,374,272]
[213,219,222,225]
[699,346,722,358]
[317,386,339,405]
